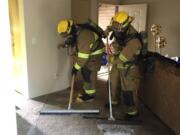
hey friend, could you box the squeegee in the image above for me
[40,75,100,115]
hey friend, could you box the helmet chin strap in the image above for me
[109,18,131,33]
[69,25,77,35]
[114,23,129,33]
[64,26,78,48]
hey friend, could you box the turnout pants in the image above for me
[81,67,97,96]
[110,64,140,114]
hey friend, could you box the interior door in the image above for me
[118,4,148,32]
[9,0,26,95]
[98,4,116,30]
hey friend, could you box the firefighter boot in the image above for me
[122,91,139,119]
[124,106,139,120]
[76,93,95,103]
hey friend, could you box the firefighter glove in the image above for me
[71,66,78,75]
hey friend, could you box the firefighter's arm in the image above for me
[73,30,94,70]
[112,38,141,64]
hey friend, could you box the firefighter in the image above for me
[105,11,142,118]
[57,19,105,102]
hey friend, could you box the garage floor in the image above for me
[16,75,175,135]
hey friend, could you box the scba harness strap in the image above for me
[77,23,104,53]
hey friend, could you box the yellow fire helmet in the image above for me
[111,11,134,30]
[57,19,73,34]
[114,11,129,23]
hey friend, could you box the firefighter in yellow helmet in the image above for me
[105,11,142,118]
[57,19,105,102]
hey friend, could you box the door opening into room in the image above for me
[9,0,28,97]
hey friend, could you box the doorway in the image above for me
[9,0,28,97]
[98,3,147,31]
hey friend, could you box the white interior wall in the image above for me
[90,0,98,23]
[23,0,71,98]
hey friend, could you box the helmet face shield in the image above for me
[110,20,128,32]
[110,20,123,31]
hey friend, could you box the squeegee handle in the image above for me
[106,38,115,121]
[68,75,75,110]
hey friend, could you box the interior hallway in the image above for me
[16,73,175,135]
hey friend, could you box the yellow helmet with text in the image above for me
[57,19,73,35]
